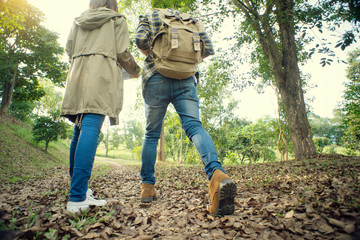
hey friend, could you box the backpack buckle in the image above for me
[171,28,179,49]
[193,33,201,52]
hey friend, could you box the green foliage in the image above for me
[213,116,279,164]
[33,78,64,118]
[132,145,142,160]
[163,110,183,162]
[44,228,62,240]
[341,49,360,152]
[0,0,67,115]
[110,128,121,149]
[69,209,114,231]
[150,0,196,11]
[197,59,237,128]
[319,0,360,50]
[24,206,38,229]
[120,119,144,151]
[9,100,36,121]
[294,0,360,55]
[313,137,332,153]
[98,132,104,146]
[32,116,68,152]
[214,117,250,162]
[308,112,345,145]
[237,117,278,163]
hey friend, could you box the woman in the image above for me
[60,0,140,213]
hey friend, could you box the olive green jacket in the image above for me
[60,8,140,125]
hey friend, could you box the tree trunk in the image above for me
[231,0,315,159]
[0,68,18,115]
[45,140,49,152]
[275,88,289,162]
[275,0,315,159]
[158,123,165,161]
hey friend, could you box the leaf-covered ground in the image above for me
[1,154,360,240]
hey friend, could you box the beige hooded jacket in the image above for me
[60,7,140,125]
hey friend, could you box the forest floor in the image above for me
[1,154,360,240]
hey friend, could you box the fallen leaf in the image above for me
[316,218,334,234]
[284,210,294,219]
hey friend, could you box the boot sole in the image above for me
[141,196,156,203]
[214,179,237,216]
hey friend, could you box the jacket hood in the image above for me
[75,8,123,30]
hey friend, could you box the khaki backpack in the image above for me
[151,9,204,80]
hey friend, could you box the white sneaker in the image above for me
[86,188,93,197]
[67,193,107,213]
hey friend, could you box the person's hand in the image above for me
[140,48,150,56]
[131,72,140,78]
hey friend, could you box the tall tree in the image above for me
[0,0,67,115]
[228,0,315,159]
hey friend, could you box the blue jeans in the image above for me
[69,114,104,202]
[141,73,225,185]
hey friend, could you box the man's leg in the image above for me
[140,74,169,202]
[172,77,236,216]
[171,77,224,179]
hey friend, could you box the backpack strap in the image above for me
[171,28,179,49]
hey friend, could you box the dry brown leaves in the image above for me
[0,154,359,239]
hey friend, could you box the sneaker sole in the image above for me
[67,200,107,213]
[67,205,90,213]
[215,179,237,216]
[141,196,156,203]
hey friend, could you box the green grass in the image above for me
[94,156,141,166]
[0,116,68,183]
[96,144,135,160]
[323,145,360,156]
[0,115,141,184]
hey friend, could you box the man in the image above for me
[135,8,236,216]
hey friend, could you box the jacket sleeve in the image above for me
[135,13,151,50]
[117,51,141,75]
[115,17,140,75]
[65,23,77,60]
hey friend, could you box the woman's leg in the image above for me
[69,114,105,202]
[69,125,80,179]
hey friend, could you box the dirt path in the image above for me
[0,155,359,239]
[94,156,127,168]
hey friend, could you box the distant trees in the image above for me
[31,79,70,152]
[98,119,144,159]
[308,113,345,146]
[121,120,144,151]
[32,116,67,152]
[341,49,360,152]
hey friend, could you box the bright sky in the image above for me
[28,0,353,121]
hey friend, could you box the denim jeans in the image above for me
[69,114,105,202]
[141,73,225,185]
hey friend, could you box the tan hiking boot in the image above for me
[208,169,237,216]
[141,183,156,203]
